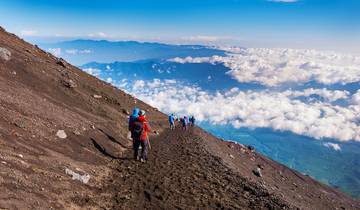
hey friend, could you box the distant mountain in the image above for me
[81,60,262,92]
[39,39,226,65]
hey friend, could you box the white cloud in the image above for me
[169,48,360,87]
[350,90,360,105]
[48,48,61,57]
[65,49,78,55]
[183,36,224,42]
[106,77,113,84]
[88,32,109,38]
[323,142,341,151]
[80,49,92,54]
[83,68,101,77]
[169,56,215,64]
[65,49,93,55]
[283,88,349,102]
[119,79,360,142]
[98,32,107,37]
[20,30,37,36]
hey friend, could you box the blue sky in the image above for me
[0,0,359,53]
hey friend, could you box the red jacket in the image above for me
[138,115,151,141]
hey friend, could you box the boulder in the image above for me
[0,47,11,61]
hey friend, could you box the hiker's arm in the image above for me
[145,122,151,132]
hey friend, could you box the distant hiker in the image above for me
[189,116,195,127]
[131,110,151,163]
[182,116,188,131]
[169,114,175,130]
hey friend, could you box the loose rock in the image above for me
[65,168,90,184]
[253,167,262,177]
[14,121,26,129]
[56,58,66,68]
[93,94,102,99]
[122,109,130,115]
[62,79,77,88]
[247,145,255,152]
[56,130,67,139]
[0,47,11,61]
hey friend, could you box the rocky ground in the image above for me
[0,26,359,209]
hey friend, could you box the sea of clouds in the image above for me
[119,79,360,142]
[169,48,360,87]
[84,47,360,142]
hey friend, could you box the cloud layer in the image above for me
[82,47,360,142]
[118,79,360,142]
[169,48,360,87]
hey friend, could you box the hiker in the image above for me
[129,108,139,132]
[128,108,140,156]
[189,116,195,126]
[182,116,188,131]
[169,113,175,130]
[131,110,151,163]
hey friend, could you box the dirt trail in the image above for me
[102,127,292,210]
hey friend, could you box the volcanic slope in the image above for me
[0,26,359,210]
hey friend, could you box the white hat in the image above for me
[139,110,146,116]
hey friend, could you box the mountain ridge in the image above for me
[38,39,226,65]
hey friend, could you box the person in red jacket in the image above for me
[131,110,151,163]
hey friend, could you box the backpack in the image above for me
[131,121,144,139]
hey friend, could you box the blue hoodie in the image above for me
[128,108,140,131]
[169,114,175,123]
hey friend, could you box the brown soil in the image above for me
[0,26,359,210]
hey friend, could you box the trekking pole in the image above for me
[147,136,151,150]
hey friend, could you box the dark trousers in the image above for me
[133,139,148,160]
[170,122,175,130]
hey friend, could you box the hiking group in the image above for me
[128,108,196,163]
[168,113,195,131]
